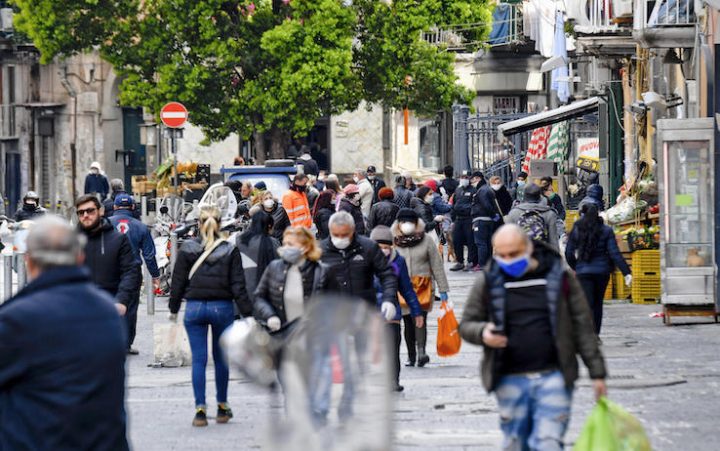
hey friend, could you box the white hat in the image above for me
[90,161,101,170]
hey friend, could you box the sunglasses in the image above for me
[77,207,98,217]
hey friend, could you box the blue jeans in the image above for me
[473,220,496,267]
[183,300,235,408]
[495,370,572,451]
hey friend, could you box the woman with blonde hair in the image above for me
[169,206,251,427]
[253,227,329,331]
[256,190,290,240]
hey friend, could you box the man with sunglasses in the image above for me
[75,195,138,318]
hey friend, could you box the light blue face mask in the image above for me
[494,253,530,278]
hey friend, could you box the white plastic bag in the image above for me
[153,322,192,367]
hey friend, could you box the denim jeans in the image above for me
[495,370,572,451]
[473,220,496,267]
[183,300,235,408]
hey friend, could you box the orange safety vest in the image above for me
[282,189,312,229]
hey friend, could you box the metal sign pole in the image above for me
[172,130,178,192]
[15,252,27,290]
[145,266,155,315]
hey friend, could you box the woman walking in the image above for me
[237,211,280,299]
[338,184,366,235]
[169,206,251,427]
[313,191,335,240]
[392,208,450,367]
[565,203,632,335]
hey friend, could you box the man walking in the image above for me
[14,191,46,222]
[366,165,386,204]
[110,193,160,354]
[282,174,313,229]
[471,171,503,267]
[439,165,459,199]
[104,178,140,219]
[353,169,375,218]
[0,216,129,450]
[84,161,110,200]
[76,194,139,316]
[459,224,607,450]
[505,183,560,250]
[450,171,477,271]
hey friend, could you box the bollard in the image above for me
[145,265,155,315]
[2,253,12,302]
[15,252,27,290]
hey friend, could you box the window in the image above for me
[493,96,520,114]
[418,118,440,170]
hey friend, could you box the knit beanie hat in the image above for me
[524,183,542,202]
[424,179,438,192]
[370,225,393,245]
[378,187,394,200]
[397,208,419,223]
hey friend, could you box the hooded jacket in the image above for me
[169,238,251,315]
[84,172,109,200]
[368,199,400,230]
[504,201,560,250]
[14,204,46,222]
[314,206,334,240]
[578,184,605,212]
[391,220,450,297]
[265,203,291,240]
[80,218,139,306]
[565,224,630,276]
[339,197,367,235]
[459,242,606,392]
[0,267,129,450]
[109,209,160,277]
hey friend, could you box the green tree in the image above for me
[11,0,492,158]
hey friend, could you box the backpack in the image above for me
[517,209,548,242]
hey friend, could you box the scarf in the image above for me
[394,232,424,248]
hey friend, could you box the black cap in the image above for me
[518,171,528,179]
[367,165,377,174]
[397,208,419,223]
[471,171,484,179]
[524,183,542,202]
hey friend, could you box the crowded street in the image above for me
[124,266,720,450]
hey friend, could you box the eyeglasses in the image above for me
[77,207,98,217]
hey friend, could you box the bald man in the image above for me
[460,224,606,450]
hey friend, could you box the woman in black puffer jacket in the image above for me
[410,186,436,232]
[368,187,400,229]
[313,191,335,240]
[169,206,250,427]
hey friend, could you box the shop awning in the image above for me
[497,97,601,136]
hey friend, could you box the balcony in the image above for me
[633,0,697,48]
[0,104,16,139]
[572,0,636,57]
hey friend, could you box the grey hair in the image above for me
[26,216,86,269]
[329,211,355,229]
[355,169,367,178]
[110,178,125,192]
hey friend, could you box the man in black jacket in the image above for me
[439,165,459,198]
[367,187,399,229]
[14,191,46,222]
[367,165,386,204]
[104,179,141,219]
[471,171,503,268]
[76,194,139,316]
[321,211,398,306]
[450,171,477,271]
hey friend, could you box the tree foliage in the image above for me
[11,0,492,146]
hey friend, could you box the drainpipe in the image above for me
[59,65,78,202]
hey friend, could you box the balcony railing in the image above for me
[572,0,634,34]
[0,104,16,138]
[633,0,696,48]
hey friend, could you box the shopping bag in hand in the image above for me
[574,397,651,451]
[436,301,461,357]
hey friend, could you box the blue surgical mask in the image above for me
[494,253,530,278]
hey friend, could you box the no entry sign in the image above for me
[160,102,188,128]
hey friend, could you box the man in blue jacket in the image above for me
[110,193,160,354]
[0,216,129,450]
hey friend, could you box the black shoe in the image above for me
[417,355,430,367]
[127,348,139,355]
[192,408,208,427]
[449,263,465,272]
[394,385,405,392]
[216,404,233,424]
[405,359,415,367]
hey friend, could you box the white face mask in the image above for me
[381,248,391,257]
[318,175,325,182]
[491,184,502,191]
[368,175,376,181]
[400,222,416,235]
[459,179,469,187]
[331,236,351,250]
[263,199,275,209]
[353,176,359,183]
[91,168,99,175]
[425,195,434,203]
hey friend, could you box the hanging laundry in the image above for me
[488,3,512,45]
[551,11,570,104]
[546,121,569,173]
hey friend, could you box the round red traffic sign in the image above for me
[160,102,188,128]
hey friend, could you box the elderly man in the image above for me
[459,224,606,451]
[353,169,375,218]
[0,216,129,450]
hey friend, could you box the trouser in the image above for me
[388,322,401,387]
[453,218,477,265]
[473,220,496,267]
[576,273,611,335]
[402,312,428,362]
[126,265,143,347]
[495,370,573,451]
[183,300,235,407]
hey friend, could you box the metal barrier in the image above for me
[1,251,29,303]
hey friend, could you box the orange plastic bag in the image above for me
[436,301,461,357]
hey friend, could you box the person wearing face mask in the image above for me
[338,184,367,235]
[391,208,449,367]
[540,176,566,221]
[460,225,607,450]
[237,211,280,298]
[14,191,47,222]
[352,169,374,218]
[393,175,414,209]
[471,171,504,268]
[282,173,313,229]
[450,171,477,272]
[370,225,424,392]
[312,191,335,239]
[253,227,329,333]
[257,191,291,240]
[410,186,450,235]
[368,187,400,230]
[511,171,528,203]
[489,176,513,216]
[84,161,110,200]
[366,165,386,204]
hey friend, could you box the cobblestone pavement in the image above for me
[127,264,720,450]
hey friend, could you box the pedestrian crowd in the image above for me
[0,158,629,450]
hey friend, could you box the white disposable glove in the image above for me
[267,316,282,332]
[434,215,444,223]
[624,274,633,287]
[381,302,397,321]
[168,313,178,323]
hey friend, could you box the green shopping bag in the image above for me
[574,397,652,451]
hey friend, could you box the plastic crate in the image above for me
[565,210,579,233]
[631,275,661,304]
[632,250,660,277]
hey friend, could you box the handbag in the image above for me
[398,275,433,310]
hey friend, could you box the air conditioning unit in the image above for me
[613,0,633,17]
[0,8,13,32]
